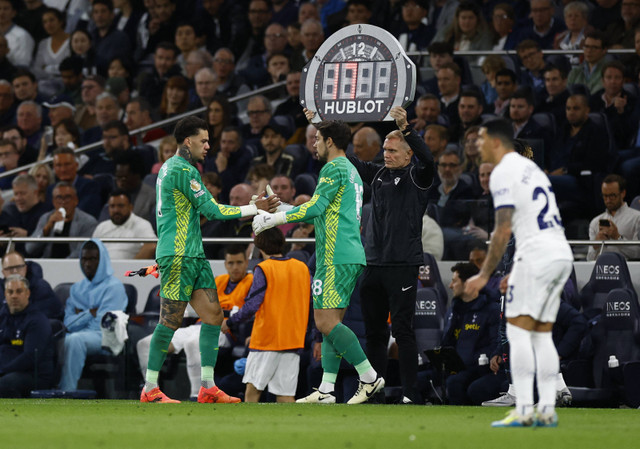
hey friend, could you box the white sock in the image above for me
[319,381,335,394]
[556,372,567,391]
[506,323,535,417]
[359,368,377,384]
[531,330,559,414]
[184,340,203,396]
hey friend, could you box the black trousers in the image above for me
[360,265,420,402]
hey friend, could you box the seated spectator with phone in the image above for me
[587,175,640,261]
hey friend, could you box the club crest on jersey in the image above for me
[394,177,400,185]
[190,179,201,192]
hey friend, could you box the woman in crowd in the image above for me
[70,29,97,76]
[33,8,71,83]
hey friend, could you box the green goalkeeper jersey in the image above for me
[155,155,243,259]
[285,156,365,267]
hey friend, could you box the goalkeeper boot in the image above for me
[197,385,241,404]
[140,387,180,403]
[347,377,385,404]
[295,389,337,404]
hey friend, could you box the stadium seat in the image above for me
[570,288,640,407]
[531,112,557,140]
[419,253,449,309]
[578,252,637,319]
[569,83,590,96]
[287,250,309,263]
[143,173,157,187]
[92,173,115,207]
[284,144,308,176]
[123,283,138,315]
[272,114,295,139]
[53,282,73,309]
[140,285,161,328]
[414,287,445,356]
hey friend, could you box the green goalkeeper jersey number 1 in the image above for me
[155,155,244,259]
[285,156,366,267]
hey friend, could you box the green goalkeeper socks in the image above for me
[199,323,221,386]
[326,323,374,377]
[320,338,342,388]
[145,324,176,388]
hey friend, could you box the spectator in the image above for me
[554,1,593,66]
[81,92,121,145]
[15,0,46,43]
[436,62,462,127]
[12,69,44,105]
[27,182,98,259]
[426,148,475,260]
[206,127,252,204]
[151,135,177,174]
[0,139,21,190]
[236,0,272,70]
[203,95,234,167]
[124,98,167,145]
[241,95,273,148]
[291,18,324,71]
[536,64,570,127]
[479,55,506,107]
[32,8,71,84]
[587,174,640,261]
[69,29,97,77]
[510,88,553,166]
[28,163,54,203]
[112,0,142,48]
[58,239,127,391]
[0,35,15,82]
[241,22,290,89]
[191,67,217,109]
[75,74,105,131]
[490,2,518,51]
[0,80,16,126]
[222,228,310,403]
[442,262,503,405]
[516,40,546,95]
[137,0,179,60]
[137,244,254,400]
[449,90,484,144]
[78,119,127,176]
[251,122,296,178]
[47,147,102,218]
[17,102,45,149]
[136,41,181,110]
[92,189,156,260]
[184,48,212,85]
[0,0,35,66]
[427,1,459,41]
[488,68,517,117]
[352,127,383,163]
[591,0,623,31]
[107,57,133,89]
[0,174,51,252]
[604,0,640,48]
[433,1,493,64]
[461,126,482,176]
[424,124,449,162]
[410,94,449,134]
[159,75,189,121]
[105,76,130,110]
[212,48,250,99]
[113,151,156,225]
[38,117,81,161]
[517,0,566,49]
[422,41,471,96]
[0,274,54,397]
[590,60,637,150]
[393,0,432,52]
[174,21,201,76]
[42,94,75,128]
[550,94,609,218]
[1,124,37,167]
[89,0,132,76]
[0,251,61,320]
[273,71,307,132]
[567,30,609,94]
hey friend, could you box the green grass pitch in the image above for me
[1,400,638,449]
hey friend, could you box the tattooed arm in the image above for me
[464,207,513,297]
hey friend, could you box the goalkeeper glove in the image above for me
[252,210,287,235]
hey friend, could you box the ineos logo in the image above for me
[607,301,630,312]
[416,300,437,310]
[596,265,620,275]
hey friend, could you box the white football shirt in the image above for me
[490,152,573,261]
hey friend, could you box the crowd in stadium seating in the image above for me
[2,0,640,403]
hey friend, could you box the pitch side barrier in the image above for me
[3,236,640,313]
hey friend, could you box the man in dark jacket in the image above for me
[0,274,54,397]
[0,251,62,320]
[347,106,434,404]
[442,262,503,405]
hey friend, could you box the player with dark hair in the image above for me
[466,119,573,427]
[140,116,279,403]
[253,111,384,404]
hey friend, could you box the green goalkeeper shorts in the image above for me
[312,263,364,309]
[157,256,216,302]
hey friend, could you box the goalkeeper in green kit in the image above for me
[252,113,384,404]
[141,116,279,404]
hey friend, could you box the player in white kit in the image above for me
[465,120,573,428]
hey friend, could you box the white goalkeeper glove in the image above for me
[252,210,287,235]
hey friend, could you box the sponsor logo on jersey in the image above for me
[394,177,400,185]
[190,179,201,192]
[11,339,24,346]
[493,188,509,197]
[194,190,205,198]
[465,323,480,331]
[319,176,335,185]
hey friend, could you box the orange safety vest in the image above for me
[249,258,310,351]
[215,273,253,310]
